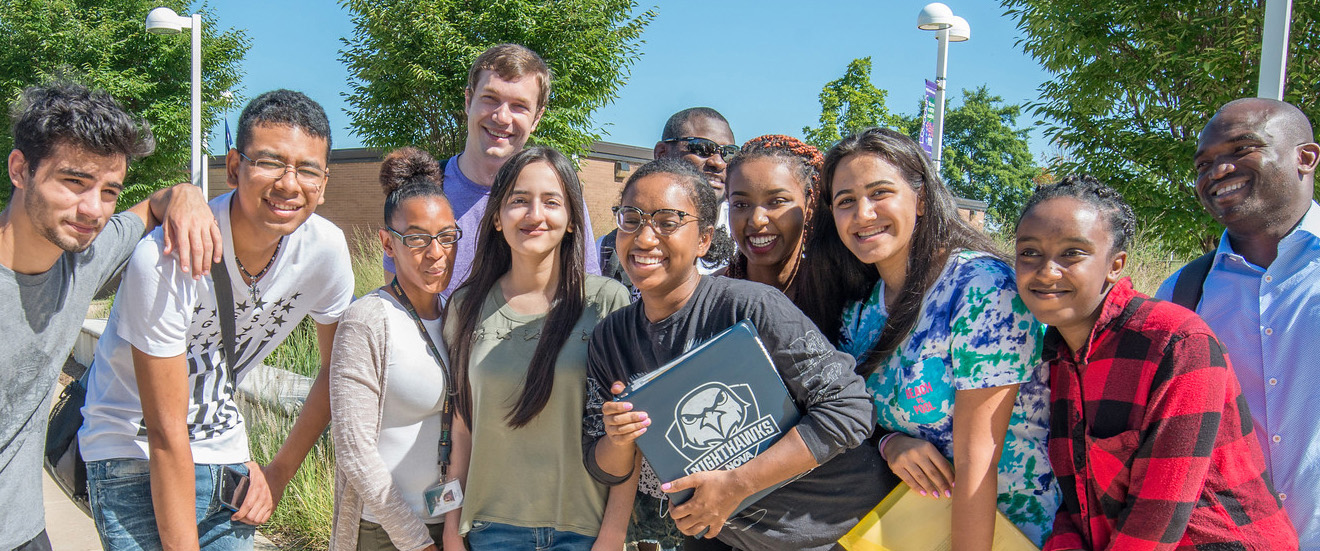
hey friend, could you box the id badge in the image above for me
[425,479,463,517]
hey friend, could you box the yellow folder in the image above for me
[838,482,1039,551]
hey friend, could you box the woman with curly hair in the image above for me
[722,135,822,304]
[329,147,458,551]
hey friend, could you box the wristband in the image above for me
[877,432,899,462]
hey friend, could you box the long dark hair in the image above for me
[447,146,587,427]
[800,127,1001,374]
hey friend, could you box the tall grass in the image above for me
[263,229,386,378]
[242,398,336,550]
[1123,231,1192,296]
[244,229,386,549]
[349,227,387,298]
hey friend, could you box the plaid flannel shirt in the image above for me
[1042,279,1297,551]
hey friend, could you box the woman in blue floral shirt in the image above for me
[800,128,1058,547]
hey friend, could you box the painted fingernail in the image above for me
[661,482,671,491]
[945,490,952,498]
[637,427,647,434]
[638,412,648,420]
[920,490,927,496]
[642,418,652,426]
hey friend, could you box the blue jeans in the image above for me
[466,521,595,551]
[87,459,257,551]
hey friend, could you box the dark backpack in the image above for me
[1170,252,1216,311]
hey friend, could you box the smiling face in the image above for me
[226,123,328,240]
[727,157,808,272]
[829,153,923,281]
[1015,196,1127,352]
[9,143,127,255]
[381,195,458,297]
[495,160,570,261]
[464,70,544,162]
[1193,102,1315,237]
[659,116,736,194]
[617,173,713,304]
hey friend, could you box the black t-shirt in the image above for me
[582,276,893,551]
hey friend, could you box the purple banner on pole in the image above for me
[918,79,937,156]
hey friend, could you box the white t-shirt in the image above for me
[79,192,354,465]
[360,289,449,524]
[697,201,730,275]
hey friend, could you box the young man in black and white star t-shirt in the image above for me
[78,90,353,551]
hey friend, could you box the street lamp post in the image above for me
[1257,0,1293,100]
[917,3,970,172]
[145,7,205,197]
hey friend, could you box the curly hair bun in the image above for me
[379,146,441,195]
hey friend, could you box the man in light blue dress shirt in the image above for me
[1156,98,1319,548]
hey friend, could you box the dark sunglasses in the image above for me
[663,137,739,160]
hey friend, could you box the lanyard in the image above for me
[388,278,455,479]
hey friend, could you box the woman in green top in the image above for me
[442,146,633,551]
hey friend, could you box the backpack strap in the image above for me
[1171,251,1216,311]
[211,259,238,374]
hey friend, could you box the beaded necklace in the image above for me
[234,236,284,303]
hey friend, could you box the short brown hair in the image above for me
[466,44,552,111]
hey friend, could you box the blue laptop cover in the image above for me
[617,320,802,509]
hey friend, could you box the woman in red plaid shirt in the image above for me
[1013,175,1297,550]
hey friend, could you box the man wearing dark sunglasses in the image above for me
[653,108,737,195]
[599,108,738,298]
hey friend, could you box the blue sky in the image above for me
[206,0,1055,158]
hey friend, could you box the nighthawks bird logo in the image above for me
[674,383,750,450]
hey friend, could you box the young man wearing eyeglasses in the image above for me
[381,43,601,294]
[78,90,354,551]
[0,81,219,551]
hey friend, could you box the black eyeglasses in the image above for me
[387,227,462,248]
[613,206,698,236]
[238,151,327,186]
[662,137,739,160]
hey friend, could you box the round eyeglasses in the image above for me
[613,205,699,236]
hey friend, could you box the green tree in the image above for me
[806,58,1040,226]
[340,0,654,161]
[1003,0,1320,253]
[0,0,248,209]
[898,86,1042,227]
[803,57,903,152]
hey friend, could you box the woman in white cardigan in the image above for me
[329,147,460,551]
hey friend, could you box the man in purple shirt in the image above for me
[385,44,599,294]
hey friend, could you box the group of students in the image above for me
[0,41,1314,551]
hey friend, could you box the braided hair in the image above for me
[723,135,823,291]
[1017,174,1136,254]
